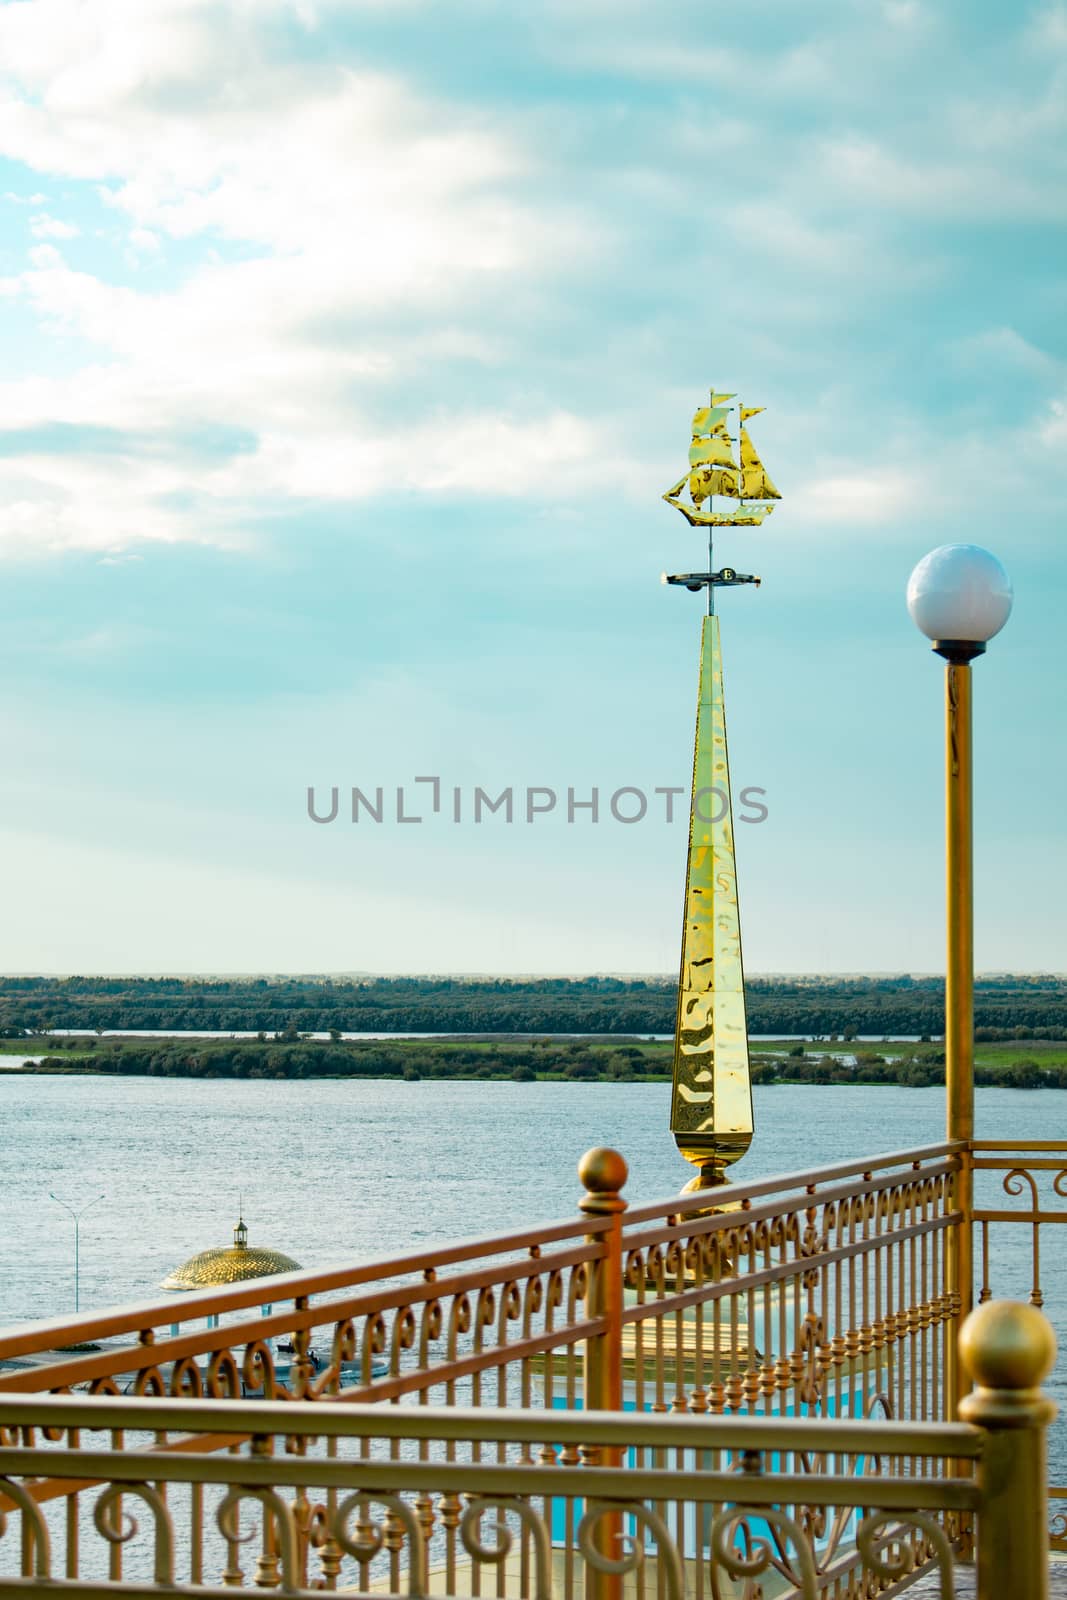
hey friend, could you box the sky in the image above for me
[0,0,1064,976]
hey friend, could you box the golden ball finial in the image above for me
[960,1299,1057,1391]
[578,1148,628,1215]
[579,1147,628,1193]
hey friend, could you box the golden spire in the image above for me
[661,384,782,1190]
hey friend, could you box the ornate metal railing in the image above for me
[0,1143,963,1439]
[972,1138,1067,1551]
[972,1140,1067,1309]
[0,1296,1056,1600]
[0,1142,1062,1597]
[0,1391,990,1599]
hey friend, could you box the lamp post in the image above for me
[907,542,1013,1418]
[49,1191,105,1315]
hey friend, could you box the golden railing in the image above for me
[0,1140,1061,1596]
[0,1310,1054,1600]
[0,1143,964,1434]
[972,1138,1067,1551]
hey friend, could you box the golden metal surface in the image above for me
[960,1301,1058,1600]
[663,387,780,526]
[10,1143,1057,1596]
[0,1305,1051,1600]
[739,425,781,500]
[161,1218,302,1291]
[945,661,974,1420]
[959,1300,1057,1394]
[670,614,753,1183]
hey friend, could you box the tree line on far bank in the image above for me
[15,1037,1067,1089]
[1,973,1067,1038]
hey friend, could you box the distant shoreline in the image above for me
[4,1033,1066,1090]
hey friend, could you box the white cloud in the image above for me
[1027,3,1067,51]
[792,469,929,527]
[950,327,1063,380]
[817,133,1065,222]
[1039,399,1067,448]
[29,212,80,238]
[0,3,614,554]
[0,0,1062,563]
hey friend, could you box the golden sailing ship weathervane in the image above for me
[662,388,781,1192]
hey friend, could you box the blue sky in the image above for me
[0,0,1063,975]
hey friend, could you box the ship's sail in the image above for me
[691,404,732,435]
[689,435,737,469]
[740,427,781,501]
[689,467,740,504]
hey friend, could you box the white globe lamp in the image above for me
[906,543,1013,661]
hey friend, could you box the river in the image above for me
[0,1075,1060,1326]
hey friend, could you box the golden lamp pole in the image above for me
[907,543,1013,1417]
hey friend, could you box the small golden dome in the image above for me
[162,1217,301,1292]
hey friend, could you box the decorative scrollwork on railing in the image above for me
[522,1269,544,1333]
[1004,1168,1045,1306]
[1050,1506,1067,1553]
[418,1296,444,1367]
[361,1310,388,1381]
[474,1285,496,1348]
[797,1312,826,1407]
[205,1348,242,1399]
[314,1315,357,1397]
[217,1485,300,1592]
[94,1482,175,1585]
[542,1266,565,1331]
[578,1499,683,1600]
[566,1260,588,1321]
[0,1475,52,1578]
[710,1504,818,1600]
[461,1496,552,1600]
[334,1491,427,1596]
[497,1281,522,1343]
[447,1291,472,1358]
[169,1355,203,1397]
[856,1509,954,1600]
[130,1364,166,1397]
[87,1376,123,1397]
[1004,1167,1040,1209]
[242,1338,278,1399]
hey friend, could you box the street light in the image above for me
[49,1192,105,1315]
[907,542,1013,1416]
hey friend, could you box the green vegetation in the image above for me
[1,973,1066,1037]
[5,1033,1067,1087]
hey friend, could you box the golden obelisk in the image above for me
[662,389,781,1192]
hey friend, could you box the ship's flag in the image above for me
[711,392,736,406]
[741,406,765,421]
